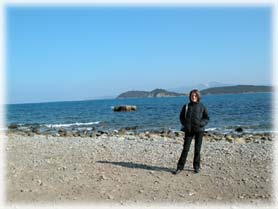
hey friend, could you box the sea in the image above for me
[6,92,273,134]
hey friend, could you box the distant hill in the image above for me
[116,85,272,99]
[200,85,273,95]
[168,81,232,93]
[116,88,187,99]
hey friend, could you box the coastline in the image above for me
[5,131,274,205]
[5,127,275,143]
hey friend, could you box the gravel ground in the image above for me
[5,132,275,207]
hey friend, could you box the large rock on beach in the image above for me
[225,135,234,143]
[113,105,137,112]
[31,126,40,134]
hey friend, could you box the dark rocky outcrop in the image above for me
[8,123,19,129]
[235,127,243,132]
[113,105,137,112]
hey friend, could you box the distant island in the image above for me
[200,85,272,95]
[116,85,272,99]
[116,89,187,99]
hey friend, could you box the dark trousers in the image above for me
[177,132,203,170]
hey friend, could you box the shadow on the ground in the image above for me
[96,160,173,173]
[96,160,193,173]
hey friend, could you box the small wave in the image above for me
[205,127,217,131]
[45,121,101,128]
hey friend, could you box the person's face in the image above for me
[191,92,198,103]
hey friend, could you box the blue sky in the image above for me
[6,6,272,104]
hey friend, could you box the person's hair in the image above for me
[189,89,201,102]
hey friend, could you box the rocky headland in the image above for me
[117,88,187,99]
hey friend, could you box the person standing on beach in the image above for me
[173,89,209,174]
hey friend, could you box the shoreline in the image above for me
[5,127,275,144]
[5,131,275,204]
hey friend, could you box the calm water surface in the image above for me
[6,93,273,134]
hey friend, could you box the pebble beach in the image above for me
[5,129,276,206]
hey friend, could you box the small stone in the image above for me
[216,196,222,200]
[107,195,113,199]
[99,175,107,181]
[37,179,43,186]
[235,137,246,144]
[127,136,136,140]
[189,191,195,196]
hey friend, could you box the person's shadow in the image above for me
[96,160,193,173]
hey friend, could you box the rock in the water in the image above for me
[8,123,19,129]
[119,126,138,131]
[235,127,243,132]
[113,105,137,112]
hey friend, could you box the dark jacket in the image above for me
[180,102,209,133]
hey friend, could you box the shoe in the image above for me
[194,168,200,173]
[172,169,182,175]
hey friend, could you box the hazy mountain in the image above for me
[168,81,232,93]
